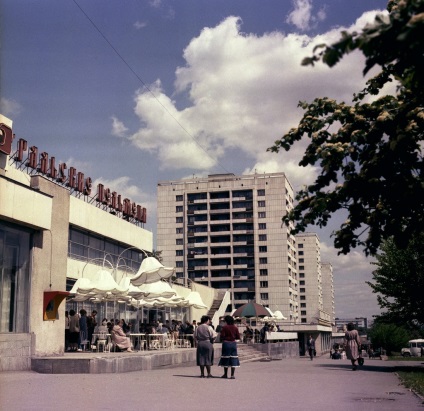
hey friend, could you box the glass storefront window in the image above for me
[0,222,31,333]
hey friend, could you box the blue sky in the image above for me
[1,0,390,319]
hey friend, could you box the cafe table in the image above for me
[129,333,145,351]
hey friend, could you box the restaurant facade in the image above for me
[0,114,153,371]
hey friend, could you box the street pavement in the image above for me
[1,356,423,411]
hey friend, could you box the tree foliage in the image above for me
[367,233,424,327]
[368,323,411,354]
[268,0,424,255]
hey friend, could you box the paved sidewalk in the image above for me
[1,356,423,411]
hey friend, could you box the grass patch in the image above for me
[397,369,424,397]
[389,355,424,362]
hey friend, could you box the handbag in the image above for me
[358,356,364,366]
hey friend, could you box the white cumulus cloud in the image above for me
[0,97,22,117]
[125,11,386,177]
[286,0,326,31]
[111,116,129,138]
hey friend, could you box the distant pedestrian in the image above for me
[68,309,79,352]
[344,322,361,370]
[87,310,97,346]
[307,335,315,360]
[218,315,240,379]
[194,315,216,378]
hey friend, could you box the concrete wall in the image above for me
[0,333,33,371]
[30,175,70,357]
[69,196,153,254]
[32,347,223,374]
[0,169,52,230]
[255,341,299,359]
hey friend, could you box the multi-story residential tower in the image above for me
[157,172,299,321]
[321,262,335,325]
[296,233,323,324]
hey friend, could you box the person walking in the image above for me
[307,335,315,360]
[344,322,362,370]
[218,315,240,379]
[194,315,216,378]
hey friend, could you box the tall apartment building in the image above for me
[157,172,299,321]
[296,233,333,326]
[321,262,335,325]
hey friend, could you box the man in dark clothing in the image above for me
[87,310,97,347]
[307,335,315,360]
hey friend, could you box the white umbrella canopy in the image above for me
[118,277,146,299]
[151,295,185,308]
[184,291,208,309]
[128,297,156,308]
[69,277,94,295]
[272,310,287,320]
[88,269,128,295]
[262,309,287,321]
[130,257,175,286]
[136,280,177,299]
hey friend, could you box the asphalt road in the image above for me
[1,356,423,411]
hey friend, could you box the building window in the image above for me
[259,257,268,264]
[258,212,266,218]
[298,244,303,248]
[176,261,183,267]
[299,258,304,263]
[301,318,307,323]
[258,223,266,229]
[299,273,305,278]
[68,227,142,272]
[176,228,183,234]
[260,293,268,300]
[300,295,306,300]
[257,189,265,196]
[258,200,265,207]
[176,238,183,245]
[300,280,305,285]
[299,265,304,270]
[176,216,183,223]
[176,250,183,256]
[301,311,307,316]
[260,269,268,276]
[301,303,306,308]
[259,246,267,252]
[298,251,304,255]
[176,195,183,201]
[176,205,183,212]
[300,288,305,293]
[260,281,268,288]
[259,234,267,241]
[0,222,31,333]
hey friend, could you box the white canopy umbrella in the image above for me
[86,269,128,295]
[272,310,287,320]
[262,308,287,321]
[69,277,94,295]
[130,257,175,286]
[183,291,208,309]
[119,277,146,299]
[151,295,185,307]
[137,280,177,299]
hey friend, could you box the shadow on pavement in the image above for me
[318,363,396,373]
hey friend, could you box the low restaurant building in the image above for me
[0,114,154,371]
